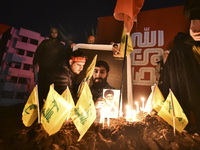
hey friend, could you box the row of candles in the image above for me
[99,97,146,127]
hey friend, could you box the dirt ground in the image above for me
[0,104,200,150]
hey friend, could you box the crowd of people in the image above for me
[33,28,115,115]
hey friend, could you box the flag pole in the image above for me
[35,84,41,123]
[118,33,128,118]
[169,88,176,136]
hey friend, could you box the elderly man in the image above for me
[90,60,114,103]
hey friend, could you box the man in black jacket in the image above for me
[33,28,67,109]
[160,0,200,134]
[52,50,86,104]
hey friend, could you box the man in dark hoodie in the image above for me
[160,0,200,134]
[33,28,68,109]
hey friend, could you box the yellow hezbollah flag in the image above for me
[61,86,75,120]
[120,26,134,57]
[71,82,96,141]
[22,85,38,127]
[153,85,165,112]
[85,54,97,81]
[144,84,165,113]
[157,90,188,133]
[41,86,73,135]
[77,55,97,97]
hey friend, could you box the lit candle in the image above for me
[141,97,145,112]
[100,109,105,128]
[135,101,139,113]
[131,109,137,121]
[107,116,110,127]
[126,105,131,121]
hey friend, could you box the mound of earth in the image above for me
[1,113,200,150]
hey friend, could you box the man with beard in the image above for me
[33,28,68,109]
[90,60,114,103]
[160,0,200,134]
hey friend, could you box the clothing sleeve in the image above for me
[184,0,200,20]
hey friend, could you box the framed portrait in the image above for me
[103,89,120,118]
[73,44,128,112]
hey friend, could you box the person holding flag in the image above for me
[52,50,87,103]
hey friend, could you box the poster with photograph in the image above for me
[103,89,120,118]
[73,43,128,112]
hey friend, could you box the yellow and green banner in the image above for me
[71,82,96,141]
[120,26,134,57]
[61,86,75,120]
[22,85,38,127]
[41,86,73,135]
[77,55,97,97]
[158,90,188,133]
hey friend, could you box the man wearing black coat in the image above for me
[33,28,68,109]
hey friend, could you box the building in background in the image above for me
[0,25,45,106]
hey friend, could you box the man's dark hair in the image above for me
[113,43,118,47]
[70,50,87,58]
[96,60,109,72]
[104,89,114,97]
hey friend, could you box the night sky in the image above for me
[0,0,186,43]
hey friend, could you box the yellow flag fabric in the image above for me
[41,86,73,135]
[144,85,165,113]
[153,85,165,112]
[120,26,134,57]
[77,55,97,97]
[157,91,188,133]
[61,86,75,120]
[85,54,97,81]
[71,82,96,141]
[22,85,38,127]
